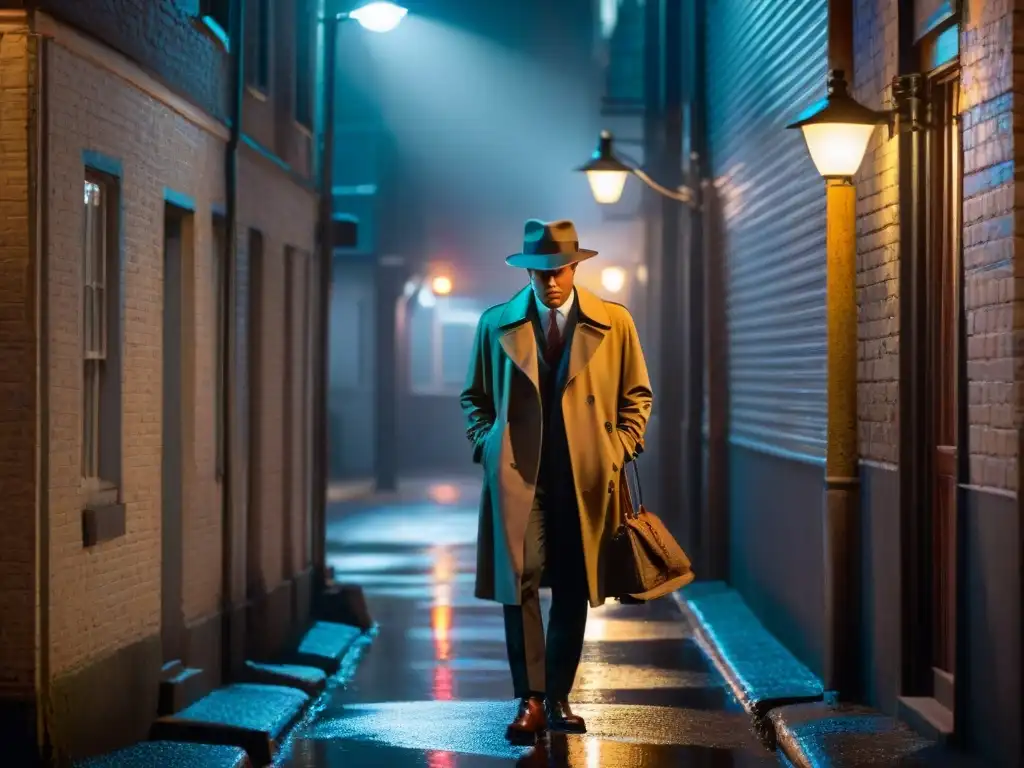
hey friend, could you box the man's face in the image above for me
[529,264,577,309]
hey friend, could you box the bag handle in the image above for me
[620,456,644,520]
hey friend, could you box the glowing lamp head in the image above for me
[350,1,408,33]
[578,130,632,204]
[430,275,453,296]
[600,266,626,294]
[787,70,887,179]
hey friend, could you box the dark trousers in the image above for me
[503,484,590,701]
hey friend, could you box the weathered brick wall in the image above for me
[46,40,225,674]
[960,0,1017,491]
[853,0,900,464]
[237,147,317,592]
[37,0,229,121]
[0,28,37,698]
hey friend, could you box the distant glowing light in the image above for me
[350,1,408,33]
[601,266,626,294]
[417,286,436,308]
[636,264,648,285]
[431,275,453,296]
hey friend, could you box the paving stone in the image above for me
[771,702,988,767]
[241,660,328,696]
[675,582,824,717]
[150,683,310,766]
[75,740,249,768]
[289,620,363,674]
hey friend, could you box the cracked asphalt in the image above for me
[278,477,778,767]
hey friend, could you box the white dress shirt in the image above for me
[534,288,575,338]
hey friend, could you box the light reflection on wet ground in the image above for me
[278,477,777,767]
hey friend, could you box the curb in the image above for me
[672,581,823,748]
[674,583,981,767]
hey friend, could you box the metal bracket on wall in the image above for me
[888,73,931,139]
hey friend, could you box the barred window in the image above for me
[82,177,108,480]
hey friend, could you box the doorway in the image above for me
[924,71,962,705]
[162,204,191,663]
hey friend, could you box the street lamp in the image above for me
[577,130,698,207]
[313,0,409,588]
[786,69,887,178]
[346,1,408,33]
[431,274,453,296]
[786,67,887,695]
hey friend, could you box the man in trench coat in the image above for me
[460,218,653,741]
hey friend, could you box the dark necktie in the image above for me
[545,308,562,365]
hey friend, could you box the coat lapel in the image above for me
[565,287,612,388]
[498,286,540,392]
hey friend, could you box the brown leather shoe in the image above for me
[506,696,547,743]
[545,699,586,733]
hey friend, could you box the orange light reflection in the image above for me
[427,750,456,768]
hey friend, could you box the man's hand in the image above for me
[616,314,653,462]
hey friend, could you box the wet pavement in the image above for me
[278,477,778,767]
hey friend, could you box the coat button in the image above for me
[608,480,615,493]
[586,395,595,405]
[604,421,613,433]
[510,462,518,470]
[612,463,618,472]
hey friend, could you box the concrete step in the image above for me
[74,740,249,768]
[287,620,363,675]
[158,666,208,716]
[149,683,310,767]
[933,667,955,713]
[898,695,954,745]
[772,701,982,767]
[240,660,328,696]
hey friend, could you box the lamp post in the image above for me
[313,0,408,588]
[787,68,886,695]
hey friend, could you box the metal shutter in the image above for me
[704,0,829,460]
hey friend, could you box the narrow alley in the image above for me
[277,478,776,767]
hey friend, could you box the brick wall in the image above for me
[37,0,229,121]
[46,39,225,675]
[237,146,317,594]
[0,28,37,698]
[853,0,900,465]
[960,0,1017,491]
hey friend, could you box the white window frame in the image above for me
[82,175,109,485]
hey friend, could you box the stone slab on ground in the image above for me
[149,683,310,766]
[240,660,328,696]
[674,582,824,720]
[288,620,363,675]
[771,702,988,767]
[75,740,250,768]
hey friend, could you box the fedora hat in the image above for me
[505,219,598,270]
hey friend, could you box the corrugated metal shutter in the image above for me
[704,0,829,460]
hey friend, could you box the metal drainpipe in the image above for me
[222,0,245,680]
[312,11,339,589]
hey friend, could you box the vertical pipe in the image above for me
[312,12,339,586]
[33,32,52,761]
[222,0,246,678]
[823,177,860,696]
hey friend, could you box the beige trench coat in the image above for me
[460,285,653,608]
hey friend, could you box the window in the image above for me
[82,173,120,485]
[212,214,228,478]
[246,0,271,93]
[295,0,314,128]
[409,298,480,395]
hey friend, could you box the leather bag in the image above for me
[607,460,695,602]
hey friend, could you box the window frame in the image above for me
[245,0,272,95]
[81,167,123,495]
